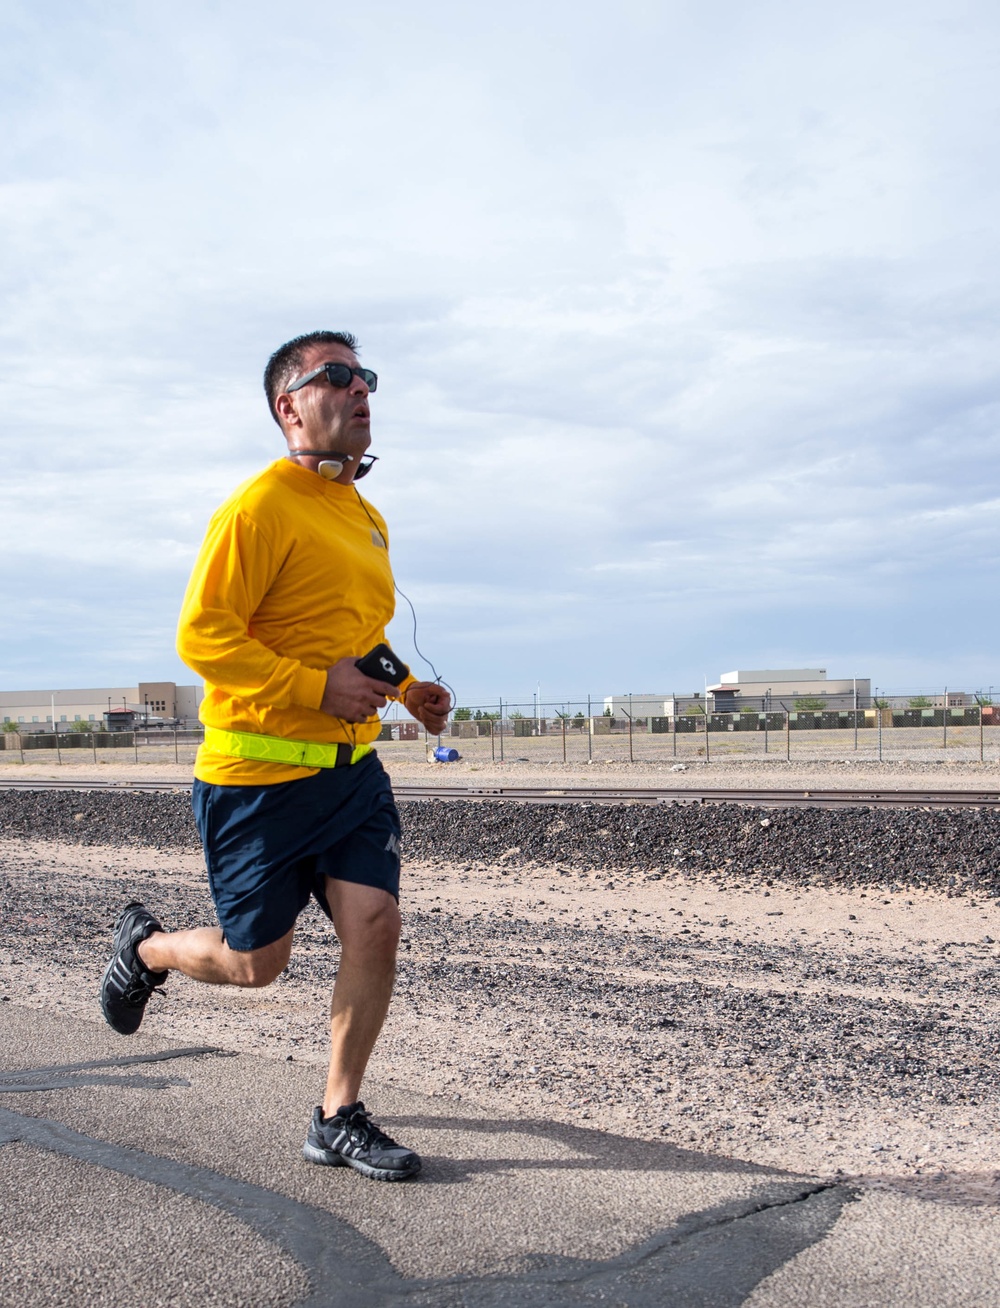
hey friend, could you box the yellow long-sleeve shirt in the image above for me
[177,458,412,785]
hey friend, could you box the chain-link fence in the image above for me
[419,704,998,766]
[0,729,204,768]
[4,698,1000,767]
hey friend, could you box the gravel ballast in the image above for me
[3,788,1000,897]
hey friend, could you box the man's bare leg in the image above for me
[139,926,294,988]
[321,879,400,1115]
[303,878,418,1179]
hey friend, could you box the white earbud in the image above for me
[288,450,355,480]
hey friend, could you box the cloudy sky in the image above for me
[3,0,999,709]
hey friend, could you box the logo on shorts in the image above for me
[385,833,400,859]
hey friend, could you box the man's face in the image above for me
[278,341,373,473]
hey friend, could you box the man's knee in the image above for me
[232,959,283,988]
[340,895,400,964]
[374,899,401,954]
[362,898,401,957]
[228,936,292,987]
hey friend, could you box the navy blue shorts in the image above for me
[190,753,401,953]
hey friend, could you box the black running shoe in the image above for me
[303,1102,421,1181]
[99,901,168,1035]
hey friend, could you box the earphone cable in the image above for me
[353,488,456,706]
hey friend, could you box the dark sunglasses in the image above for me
[286,362,378,394]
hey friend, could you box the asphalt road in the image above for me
[3,1004,999,1307]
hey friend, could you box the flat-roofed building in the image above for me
[0,682,204,730]
[708,669,871,712]
[603,692,708,718]
[603,694,672,717]
[604,670,872,718]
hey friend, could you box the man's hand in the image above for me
[321,658,398,723]
[403,681,452,735]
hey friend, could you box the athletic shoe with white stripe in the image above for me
[99,901,168,1035]
[303,1102,421,1181]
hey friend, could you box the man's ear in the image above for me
[274,392,301,428]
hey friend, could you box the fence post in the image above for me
[764,689,770,755]
[784,705,790,762]
[942,687,948,750]
[853,682,858,752]
[704,704,710,761]
[621,707,634,763]
[980,703,985,764]
[562,713,567,763]
[671,693,677,757]
[19,733,24,764]
[54,725,61,765]
[499,700,504,763]
[490,716,495,762]
[134,732,138,763]
[877,689,883,762]
[587,696,592,762]
[92,732,97,763]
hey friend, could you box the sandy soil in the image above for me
[6,754,1000,791]
[4,766,1000,1209]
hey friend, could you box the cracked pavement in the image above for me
[1,1007,854,1307]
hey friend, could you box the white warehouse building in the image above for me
[708,669,871,712]
[604,669,872,718]
[0,682,204,730]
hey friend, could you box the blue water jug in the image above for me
[433,746,460,762]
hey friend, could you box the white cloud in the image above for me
[2,0,1000,702]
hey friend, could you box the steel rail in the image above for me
[0,778,191,793]
[1,776,999,809]
[394,785,1000,809]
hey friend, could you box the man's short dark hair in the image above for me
[263,330,360,425]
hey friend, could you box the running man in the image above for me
[100,330,450,1181]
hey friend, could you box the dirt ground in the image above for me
[6,751,1000,791]
[3,755,1000,1210]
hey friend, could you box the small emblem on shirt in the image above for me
[371,528,386,548]
[385,832,400,859]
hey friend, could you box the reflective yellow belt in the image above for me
[203,726,373,769]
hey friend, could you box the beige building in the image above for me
[708,669,871,712]
[602,693,674,717]
[604,669,873,718]
[0,682,204,730]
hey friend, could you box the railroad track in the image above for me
[397,785,1000,809]
[1,776,999,809]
